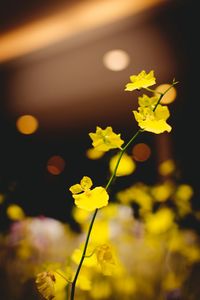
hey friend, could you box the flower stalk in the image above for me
[69,79,177,300]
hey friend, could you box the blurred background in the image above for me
[0,0,200,299]
[0,0,198,229]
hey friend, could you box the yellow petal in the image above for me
[80,176,93,190]
[69,184,83,194]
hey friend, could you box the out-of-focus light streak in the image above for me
[0,0,164,63]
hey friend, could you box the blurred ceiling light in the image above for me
[103,49,130,71]
[132,143,151,162]
[0,0,164,63]
[16,115,39,135]
[47,155,66,175]
[155,84,177,104]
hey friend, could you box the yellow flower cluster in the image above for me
[133,94,172,134]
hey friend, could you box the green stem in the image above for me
[70,130,142,300]
[69,81,178,300]
[70,209,98,300]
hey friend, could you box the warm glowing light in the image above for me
[103,49,130,71]
[0,0,162,63]
[132,143,151,162]
[155,84,177,104]
[16,115,39,135]
[47,155,66,175]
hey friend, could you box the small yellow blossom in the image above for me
[6,204,25,221]
[35,271,56,300]
[96,244,116,275]
[89,126,124,152]
[125,70,156,91]
[133,104,172,134]
[69,176,109,211]
[109,152,136,177]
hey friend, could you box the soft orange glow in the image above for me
[103,49,130,71]
[155,84,177,104]
[16,115,39,135]
[0,0,164,63]
[47,155,66,175]
[132,143,151,162]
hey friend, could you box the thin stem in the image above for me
[105,129,143,190]
[70,129,142,300]
[70,209,98,300]
[69,81,178,300]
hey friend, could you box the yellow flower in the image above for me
[96,244,116,275]
[86,147,105,160]
[138,94,158,108]
[133,104,172,134]
[145,208,175,234]
[89,126,124,152]
[109,152,136,177]
[69,176,109,211]
[35,271,56,300]
[35,270,68,300]
[158,159,175,176]
[125,70,156,91]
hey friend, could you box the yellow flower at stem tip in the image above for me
[125,70,156,91]
[89,126,124,152]
[69,176,109,211]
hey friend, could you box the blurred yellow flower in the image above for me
[86,148,105,160]
[72,244,97,267]
[125,70,156,91]
[6,204,25,221]
[158,159,175,176]
[35,271,56,300]
[151,181,174,202]
[96,244,116,275]
[69,176,109,211]
[145,208,175,234]
[89,126,124,152]
[109,152,136,177]
[133,104,172,134]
